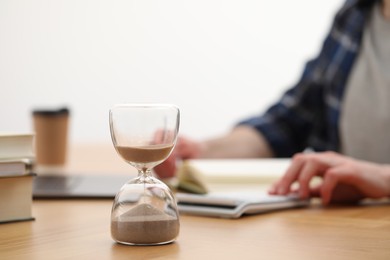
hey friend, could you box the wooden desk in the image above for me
[1,144,390,260]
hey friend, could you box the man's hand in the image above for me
[269,151,390,205]
[154,136,203,179]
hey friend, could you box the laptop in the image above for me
[33,174,131,199]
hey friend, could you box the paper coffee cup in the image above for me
[32,107,70,166]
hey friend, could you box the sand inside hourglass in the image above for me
[111,203,180,244]
[116,144,173,163]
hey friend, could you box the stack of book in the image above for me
[0,133,35,223]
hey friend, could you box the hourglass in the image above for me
[109,104,180,245]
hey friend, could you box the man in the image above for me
[155,0,390,205]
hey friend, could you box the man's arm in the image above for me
[154,125,274,178]
[199,125,274,158]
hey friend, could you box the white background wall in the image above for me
[0,0,343,144]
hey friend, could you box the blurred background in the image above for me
[0,0,342,144]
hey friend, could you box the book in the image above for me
[0,159,34,176]
[0,133,35,160]
[176,191,310,219]
[0,173,35,223]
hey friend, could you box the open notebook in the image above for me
[184,159,291,183]
[176,191,310,218]
[175,159,291,194]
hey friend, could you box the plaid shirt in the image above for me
[238,0,378,157]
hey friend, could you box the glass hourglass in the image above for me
[109,104,180,246]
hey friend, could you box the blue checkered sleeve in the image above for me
[237,0,372,157]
